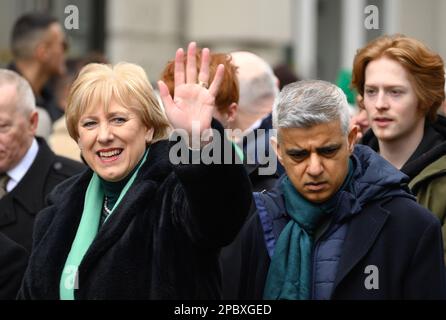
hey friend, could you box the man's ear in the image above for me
[29,111,39,135]
[226,102,237,123]
[34,41,48,62]
[270,135,284,165]
[347,125,358,153]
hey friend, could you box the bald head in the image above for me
[230,51,278,132]
[0,70,38,172]
[0,69,36,115]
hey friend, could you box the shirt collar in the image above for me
[7,138,39,191]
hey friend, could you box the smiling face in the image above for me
[363,57,425,143]
[273,120,356,203]
[77,99,153,182]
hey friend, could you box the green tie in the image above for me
[0,173,10,199]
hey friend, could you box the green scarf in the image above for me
[231,141,244,162]
[263,159,353,300]
[59,149,149,300]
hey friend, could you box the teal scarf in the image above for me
[59,149,149,300]
[263,159,354,300]
[231,141,244,162]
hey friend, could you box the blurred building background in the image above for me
[0,0,445,83]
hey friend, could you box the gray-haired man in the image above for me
[238,80,446,299]
[0,70,84,253]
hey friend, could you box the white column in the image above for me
[341,0,366,70]
[384,0,401,35]
[292,0,317,79]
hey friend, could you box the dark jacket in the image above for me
[0,137,85,252]
[362,115,446,260]
[238,145,446,299]
[221,139,278,300]
[0,232,28,299]
[18,135,252,299]
[241,113,285,176]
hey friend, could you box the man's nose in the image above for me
[375,91,389,111]
[306,153,323,177]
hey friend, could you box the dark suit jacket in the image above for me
[0,137,85,252]
[0,232,28,299]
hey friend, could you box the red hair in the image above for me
[160,49,239,114]
[352,34,445,122]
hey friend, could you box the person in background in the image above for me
[0,69,84,253]
[229,52,278,145]
[273,64,299,91]
[9,12,67,123]
[352,34,446,261]
[230,51,283,176]
[161,50,238,130]
[350,105,369,143]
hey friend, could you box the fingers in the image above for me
[208,64,225,97]
[174,48,185,88]
[174,42,213,90]
[198,48,210,87]
[186,42,197,84]
[157,80,174,111]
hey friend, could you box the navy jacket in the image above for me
[238,145,446,299]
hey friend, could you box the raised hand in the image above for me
[158,42,224,143]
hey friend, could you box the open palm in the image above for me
[158,42,224,139]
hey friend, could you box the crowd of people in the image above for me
[0,12,446,300]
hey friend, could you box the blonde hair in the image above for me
[65,62,170,142]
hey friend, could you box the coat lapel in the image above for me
[12,140,54,212]
[0,199,16,227]
[0,139,53,227]
[332,201,389,292]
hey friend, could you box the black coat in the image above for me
[0,232,28,299]
[361,115,446,181]
[0,138,85,252]
[18,137,252,299]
